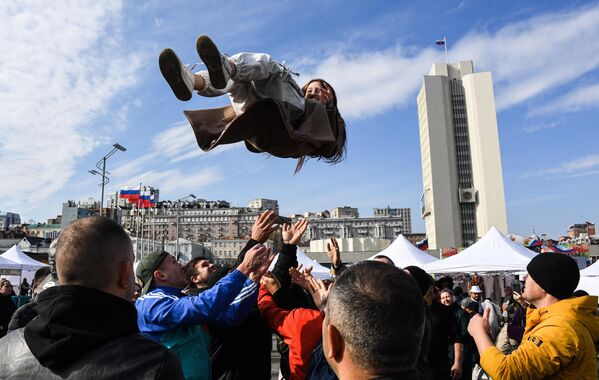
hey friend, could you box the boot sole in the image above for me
[196,35,227,89]
[159,48,192,101]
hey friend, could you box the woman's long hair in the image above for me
[296,79,347,173]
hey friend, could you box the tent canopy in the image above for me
[367,234,438,268]
[580,260,599,276]
[1,245,47,271]
[270,247,331,280]
[424,227,537,274]
[0,255,21,270]
[577,277,599,297]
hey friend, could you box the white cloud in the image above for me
[532,83,599,115]
[0,1,143,208]
[110,122,242,178]
[521,154,599,178]
[118,167,222,196]
[451,4,599,110]
[303,4,599,119]
[521,122,558,134]
[305,46,442,119]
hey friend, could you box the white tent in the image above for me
[580,260,599,276]
[0,255,21,270]
[577,277,599,297]
[1,245,47,271]
[424,227,537,274]
[578,261,599,296]
[1,245,47,294]
[366,234,438,268]
[269,247,331,280]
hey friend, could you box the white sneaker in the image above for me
[195,35,231,90]
[159,48,195,101]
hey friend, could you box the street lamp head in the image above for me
[189,194,197,199]
[113,143,127,152]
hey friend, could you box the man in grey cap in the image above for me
[135,244,273,380]
[468,252,599,379]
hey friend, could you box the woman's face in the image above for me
[440,291,453,306]
[304,81,331,105]
[0,281,13,295]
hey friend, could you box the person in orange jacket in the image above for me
[468,253,599,379]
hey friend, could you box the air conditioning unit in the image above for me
[459,188,477,203]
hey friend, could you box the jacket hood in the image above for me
[24,285,139,371]
[540,295,599,341]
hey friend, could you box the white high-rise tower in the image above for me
[417,61,507,249]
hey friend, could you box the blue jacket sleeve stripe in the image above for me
[136,270,248,333]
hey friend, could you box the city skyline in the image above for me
[1,1,598,238]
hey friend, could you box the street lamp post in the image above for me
[89,143,126,216]
[175,194,196,261]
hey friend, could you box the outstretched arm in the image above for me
[234,210,278,267]
[327,237,345,278]
[272,220,308,288]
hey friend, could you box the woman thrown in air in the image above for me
[159,35,346,172]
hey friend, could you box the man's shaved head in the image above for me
[56,217,133,295]
[325,261,424,375]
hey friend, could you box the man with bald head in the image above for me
[0,216,183,379]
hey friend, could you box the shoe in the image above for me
[196,35,231,89]
[159,48,195,101]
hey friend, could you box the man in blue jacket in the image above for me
[135,244,273,380]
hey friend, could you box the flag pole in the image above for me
[444,36,448,64]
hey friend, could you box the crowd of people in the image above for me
[0,212,598,379]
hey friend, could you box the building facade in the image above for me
[124,200,263,248]
[248,198,279,215]
[329,207,359,219]
[0,212,21,230]
[568,222,596,239]
[27,223,61,240]
[417,61,507,249]
[61,200,95,228]
[297,209,412,242]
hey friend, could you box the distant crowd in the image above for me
[0,212,598,379]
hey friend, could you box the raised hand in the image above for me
[307,276,331,311]
[238,244,269,277]
[260,271,281,295]
[249,249,275,283]
[468,305,491,338]
[513,291,529,308]
[282,219,309,245]
[252,210,278,243]
[289,265,313,290]
[327,237,341,267]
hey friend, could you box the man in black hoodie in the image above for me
[0,216,183,379]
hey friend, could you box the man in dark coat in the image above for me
[159,35,346,172]
[0,217,183,379]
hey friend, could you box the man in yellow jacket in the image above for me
[468,252,599,379]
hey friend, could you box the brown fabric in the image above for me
[184,98,342,159]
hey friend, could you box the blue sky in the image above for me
[1,1,598,238]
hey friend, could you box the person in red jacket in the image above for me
[258,271,330,380]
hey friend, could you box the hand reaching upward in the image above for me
[249,249,275,284]
[251,210,278,243]
[289,265,313,290]
[282,219,309,245]
[238,244,270,277]
[327,237,341,267]
[260,271,281,295]
[307,277,331,311]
